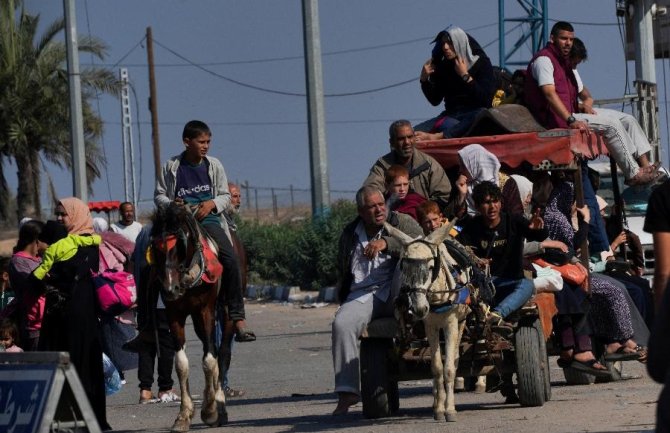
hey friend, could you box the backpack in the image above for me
[94,269,137,316]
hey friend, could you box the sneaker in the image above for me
[158,389,181,403]
[224,386,246,398]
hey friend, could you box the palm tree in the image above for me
[0,0,119,221]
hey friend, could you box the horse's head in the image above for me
[149,204,204,301]
[385,220,458,321]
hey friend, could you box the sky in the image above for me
[21,0,670,214]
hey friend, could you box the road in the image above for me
[107,301,662,433]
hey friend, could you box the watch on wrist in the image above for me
[566,115,576,125]
[461,73,471,82]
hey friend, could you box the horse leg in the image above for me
[424,314,445,421]
[192,302,227,426]
[169,316,194,433]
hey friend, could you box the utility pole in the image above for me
[63,0,87,201]
[146,27,162,181]
[633,0,656,83]
[301,0,330,217]
[119,68,138,208]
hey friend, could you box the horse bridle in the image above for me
[399,240,458,296]
[156,209,206,292]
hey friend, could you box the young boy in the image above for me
[384,165,426,221]
[458,181,547,327]
[154,120,254,342]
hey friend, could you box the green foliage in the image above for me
[238,199,357,290]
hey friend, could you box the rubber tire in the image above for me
[532,319,552,402]
[360,338,393,419]
[514,325,546,407]
[562,367,596,385]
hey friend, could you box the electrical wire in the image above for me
[153,38,416,97]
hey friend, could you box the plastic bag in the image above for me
[103,352,122,396]
[532,263,564,293]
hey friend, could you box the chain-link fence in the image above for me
[131,184,356,223]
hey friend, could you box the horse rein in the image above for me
[155,209,206,292]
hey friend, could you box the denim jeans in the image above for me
[491,276,534,318]
[581,162,611,254]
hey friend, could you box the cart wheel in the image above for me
[514,324,546,407]
[532,319,551,402]
[361,338,394,418]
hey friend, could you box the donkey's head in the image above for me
[384,220,456,321]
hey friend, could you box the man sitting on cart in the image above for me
[331,186,423,415]
[458,181,548,331]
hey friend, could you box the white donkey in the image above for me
[385,221,472,422]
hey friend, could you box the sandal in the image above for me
[569,358,611,377]
[234,329,256,343]
[635,345,648,363]
[604,346,641,362]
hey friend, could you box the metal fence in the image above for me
[131,184,356,223]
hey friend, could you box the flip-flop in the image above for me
[557,357,572,369]
[635,346,648,363]
[569,359,611,377]
[234,329,256,342]
[603,346,641,362]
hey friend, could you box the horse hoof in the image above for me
[217,402,228,426]
[201,409,218,427]
[171,418,191,433]
[433,413,444,421]
[474,383,486,394]
[445,412,457,422]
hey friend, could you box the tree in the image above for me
[0,0,119,222]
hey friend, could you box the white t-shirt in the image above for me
[110,221,143,243]
[530,56,584,92]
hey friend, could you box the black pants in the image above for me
[203,223,245,322]
[137,310,175,392]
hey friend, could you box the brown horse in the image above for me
[149,204,227,432]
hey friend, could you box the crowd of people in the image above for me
[1,17,669,432]
[0,120,253,430]
[333,20,669,428]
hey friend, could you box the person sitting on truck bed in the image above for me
[457,181,547,330]
[414,26,496,141]
[363,119,452,213]
[524,20,617,259]
[570,38,665,187]
[525,21,659,186]
[331,186,423,415]
[543,180,647,362]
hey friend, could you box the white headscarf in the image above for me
[92,217,109,233]
[447,27,479,70]
[511,174,533,218]
[458,144,500,215]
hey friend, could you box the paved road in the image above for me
[108,301,662,433]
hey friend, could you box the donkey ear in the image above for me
[425,218,457,245]
[383,222,416,246]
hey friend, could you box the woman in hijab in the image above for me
[544,181,646,365]
[416,26,497,140]
[36,198,110,430]
[450,144,523,218]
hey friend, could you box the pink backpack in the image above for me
[94,270,136,316]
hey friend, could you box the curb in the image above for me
[246,285,327,303]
